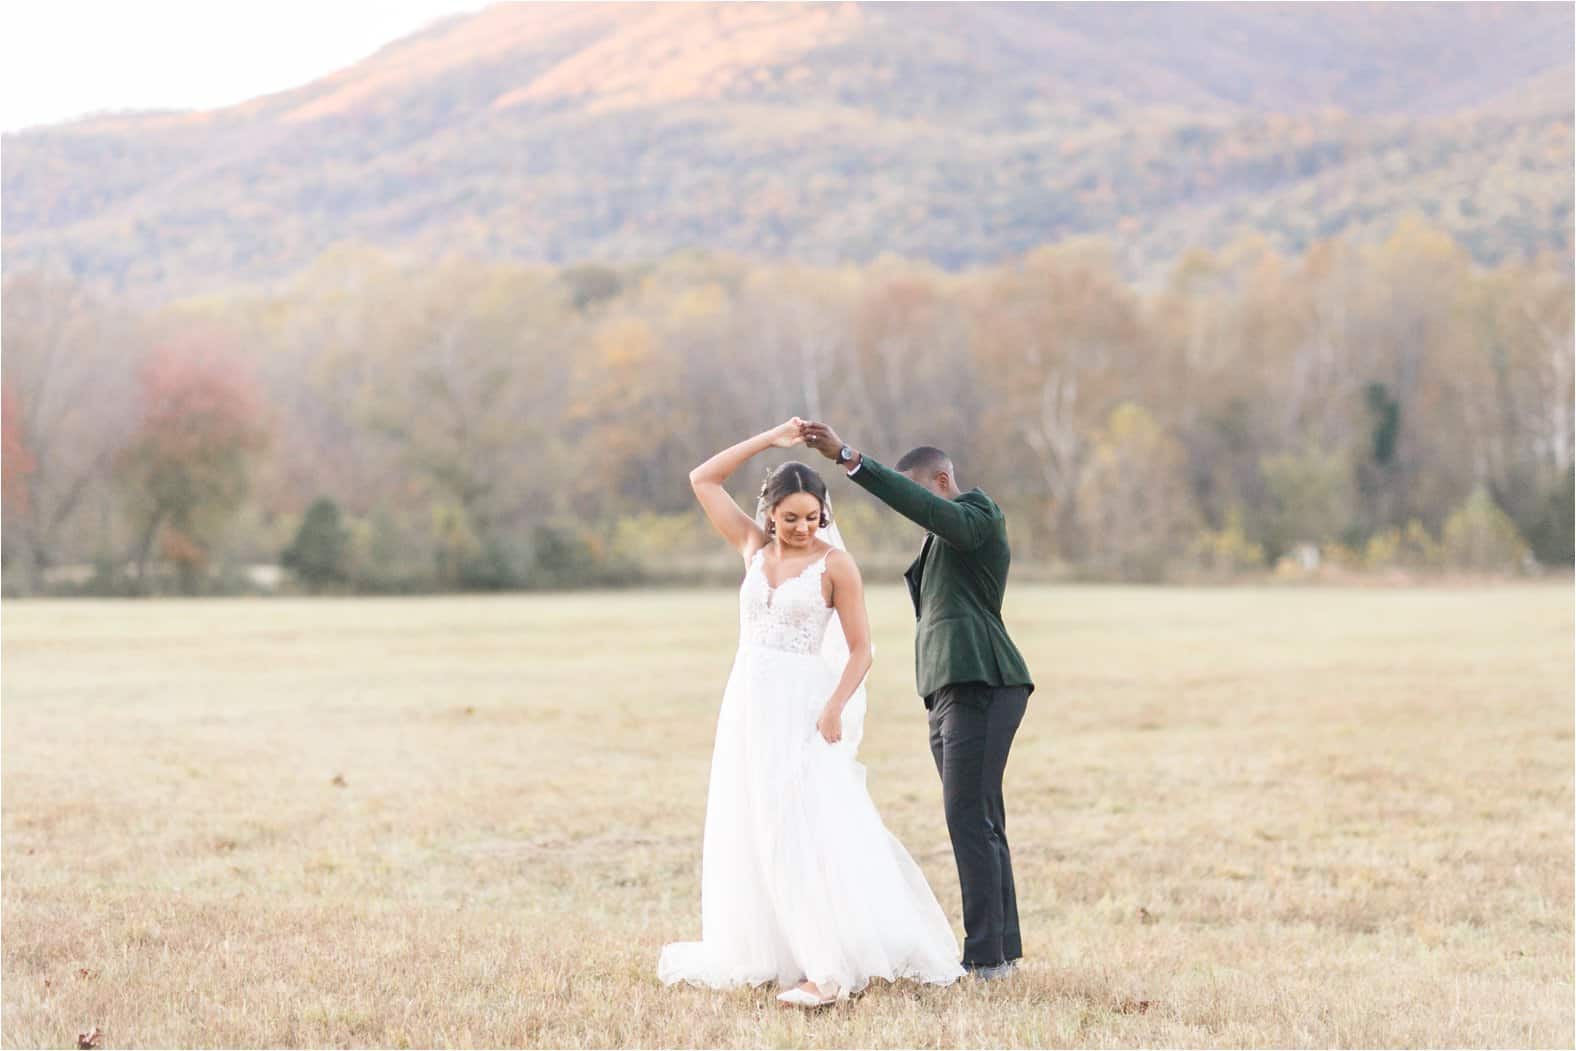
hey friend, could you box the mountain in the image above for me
[3,2,1571,303]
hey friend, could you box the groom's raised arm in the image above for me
[846,454,990,551]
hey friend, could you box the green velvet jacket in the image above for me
[846,453,1034,704]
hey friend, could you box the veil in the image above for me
[754,491,872,750]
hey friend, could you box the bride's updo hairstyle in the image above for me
[757,461,832,536]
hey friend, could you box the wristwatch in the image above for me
[835,444,854,465]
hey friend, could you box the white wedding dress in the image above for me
[658,542,965,996]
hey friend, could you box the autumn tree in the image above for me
[1461,258,1575,563]
[325,257,575,583]
[1351,217,1475,534]
[567,316,687,513]
[971,241,1148,559]
[1076,403,1199,580]
[1,381,37,585]
[1,381,35,516]
[843,264,977,465]
[0,272,142,592]
[116,330,270,593]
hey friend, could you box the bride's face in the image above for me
[770,493,823,549]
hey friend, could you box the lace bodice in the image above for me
[739,546,835,655]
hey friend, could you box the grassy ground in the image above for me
[2,583,1571,1048]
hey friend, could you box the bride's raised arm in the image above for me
[688,418,805,558]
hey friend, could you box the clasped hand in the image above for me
[771,417,844,460]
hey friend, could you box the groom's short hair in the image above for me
[896,446,952,478]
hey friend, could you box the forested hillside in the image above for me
[3,3,1570,302]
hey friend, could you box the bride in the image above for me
[658,417,965,1007]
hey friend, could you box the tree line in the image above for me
[2,216,1571,595]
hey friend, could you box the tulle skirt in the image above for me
[658,641,965,995]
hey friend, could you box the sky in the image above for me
[0,1,485,132]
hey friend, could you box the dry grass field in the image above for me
[2,583,1572,1049]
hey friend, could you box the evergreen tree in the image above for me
[283,498,350,591]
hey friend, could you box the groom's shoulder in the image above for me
[959,488,1002,515]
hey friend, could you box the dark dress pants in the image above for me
[925,681,1030,967]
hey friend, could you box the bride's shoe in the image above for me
[776,982,843,1008]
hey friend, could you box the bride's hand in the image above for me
[816,704,842,744]
[770,417,807,448]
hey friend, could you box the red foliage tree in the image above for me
[117,333,270,592]
[1,380,36,518]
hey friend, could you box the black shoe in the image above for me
[962,959,1018,981]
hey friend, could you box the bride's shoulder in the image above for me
[820,544,856,572]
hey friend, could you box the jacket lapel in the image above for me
[903,532,935,618]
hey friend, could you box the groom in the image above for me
[800,422,1034,980]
